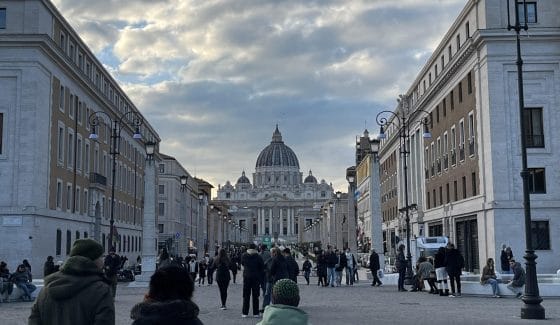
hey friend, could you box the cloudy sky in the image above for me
[52,0,466,194]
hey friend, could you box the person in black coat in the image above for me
[215,249,231,310]
[396,244,407,292]
[43,256,56,277]
[302,257,312,285]
[445,243,464,297]
[369,249,382,286]
[283,248,300,283]
[325,246,338,287]
[240,244,264,317]
[316,251,328,286]
[269,248,288,284]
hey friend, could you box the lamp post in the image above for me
[346,167,358,253]
[506,0,544,319]
[376,95,432,285]
[179,175,188,255]
[88,111,143,252]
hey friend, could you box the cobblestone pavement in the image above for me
[2,275,559,325]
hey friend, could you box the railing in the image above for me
[526,134,544,148]
[459,146,465,161]
[468,138,475,156]
[89,172,107,186]
[443,155,449,170]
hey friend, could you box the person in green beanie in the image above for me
[29,239,115,325]
[257,279,308,325]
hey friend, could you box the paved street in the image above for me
[2,274,559,325]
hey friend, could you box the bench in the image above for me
[0,279,43,302]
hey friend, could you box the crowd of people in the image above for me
[314,245,360,287]
[0,259,36,302]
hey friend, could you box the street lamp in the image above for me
[376,95,431,285]
[180,175,188,192]
[506,0,544,319]
[88,110,144,252]
[346,166,357,252]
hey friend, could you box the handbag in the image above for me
[377,270,384,279]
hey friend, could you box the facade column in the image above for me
[257,208,261,236]
[268,208,272,236]
[287,209,291,236]
[139,159,157,282]
[279,209,284,238]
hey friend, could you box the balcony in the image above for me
[89,172,107,190]
[468,138,475,156]
[443,155,449,170]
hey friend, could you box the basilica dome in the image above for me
[236,171,251,184]
[255,126,300,169]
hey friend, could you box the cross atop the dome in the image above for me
[272,124,283,142]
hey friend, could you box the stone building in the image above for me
[214,126,334,245]
[377,0,560,273]
[0,0,159,275]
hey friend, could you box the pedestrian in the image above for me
[207,253,216,286]
[104,248,121,298]
[198,259,207,286]
[0,261,14,300]
[369,249,383,287]
[283,248,299,283]
[434,246,449,296]
[130,266,203,325]
[12,264,36,301]
[43,256,56,277]
[188,256,198,282]
[396,244,407,292]
[269,247,288,285]
[345,248,356,286]
[259,245,273,313]
[302,257,312,285]
[241,243,264,318]
[335,249,345,287]
[257,279,308,325]
[23,259,32,277]
[316,250,328,287]
[505,259,525,298]
[417,257,436,293]
[500,245,513,275]
[229,255,239,284]
[480,258,502,298]
[325,246,338,287]
[215,248,231,310]
[29,239,115,324]
[446,243,464,297]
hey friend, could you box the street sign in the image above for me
[175,232,181,239]
[263,235,271,248]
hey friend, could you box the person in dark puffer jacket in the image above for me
[130,266,203,325]
[241,243,265,317]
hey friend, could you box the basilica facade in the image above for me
[215,126,333,244]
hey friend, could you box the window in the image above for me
[426,192,431,209]
[429,73,432,85]
[0,8,6,29]
[439,186,443,206]
[435,64,438,77]
[462,176,467,199]
[76,137,82,170]
[456,34,461,50]
[531,221,550,250]
[158,224,164,233]
[83,190,88,215]
[423,80,426,92]
[158,185,164,195]
[451,126,457,150]
[524,107,544,147]
[441,55,445,69]
[56,180,62,208]
[436,106,440,123]
[442,98,446,117]
[226,192,231,199]
[158,164,165,173]
[459,120,465,148]
[69,43,75,61]
[59,86,65,111]
[432,189,436,207]
[66,230,71,255]
[450,90,454,110]
[471,172,477,196]
[67,131,74,168]
[56,229,62,255]
[468,113,475,142]
[528,168,546,194]
[467,72,472,94]
[75,230,80,240]
[158,203,165,216]
[75,188,80,213]
[66,184,72,210]
[518,2,537,24]
[465,21,470,39]
[454,180,458,201]
[448,45,452,60]
[458,82,463,102]
[84,142,90,173]
[60,33,66,51]
[0,113,3,154]
[446,183,450,203]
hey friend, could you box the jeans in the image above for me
[449,273,461,294]
[345,266,354,285]
[398,268,406,290]
[207,269,214,285]
[335,270,343,286]
[327,267,336,286]
[0,280,14,296]
[371,270,382,286]
[242,277,260,316]
[262,281,271,309]
[486,278,501,295]
[16,282,36,298]
[304,270,310,284]
[507,283,524,295]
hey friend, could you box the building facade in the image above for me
[0,0,160,275]
[214,126,334,246]
[377,0,560,273]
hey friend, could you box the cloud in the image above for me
[52,0,466,192]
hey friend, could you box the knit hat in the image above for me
[70,239,104,261]
[272,279,300,307]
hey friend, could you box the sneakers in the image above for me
[220,306,227,310]
[516,293,523,299]
[492,295,501,298]
[242,314,248,318]
[254,315,261,318]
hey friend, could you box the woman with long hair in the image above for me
[215,248,231,310]
[481,258,501,298]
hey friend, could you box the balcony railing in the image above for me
[459,145,465,161]
[526,134,545,148]
[468,138,475,156]
[443,155,449,170]
[451,149,457,166]
[89,172,107,187]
